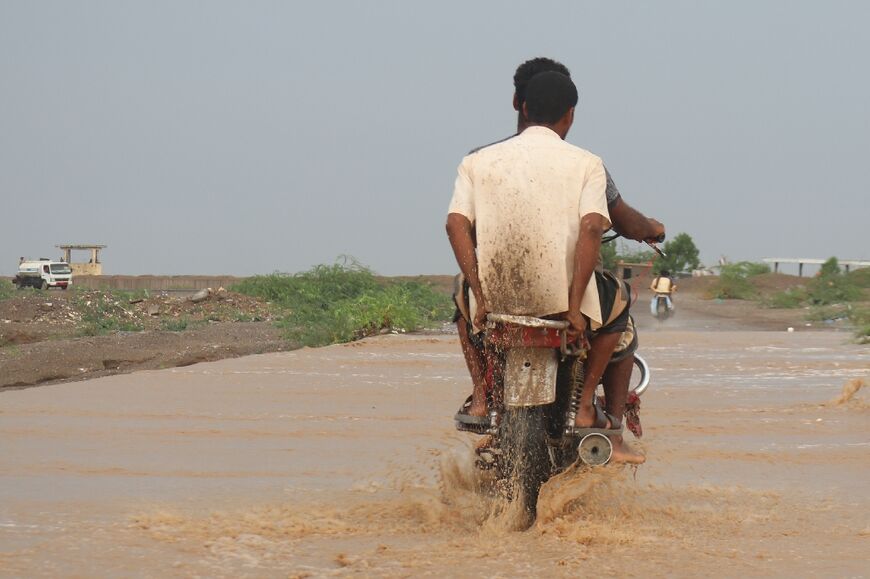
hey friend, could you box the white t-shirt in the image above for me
[448,126,610,323]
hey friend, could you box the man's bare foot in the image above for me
[608,435,646,464]
[467,397,487,417]
[474,435,494,451]
[574,403,610,429]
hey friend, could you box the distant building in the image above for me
[57,244,107,276]
[616,260,655,288]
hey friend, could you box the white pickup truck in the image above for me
[13,259,73,290]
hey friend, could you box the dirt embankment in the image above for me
[0,288,288,390]
[649,273,860,332]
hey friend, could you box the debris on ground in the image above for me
[0,288,276,345]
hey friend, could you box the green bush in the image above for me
[807,304,870,343]
[0,279,15,301]
[161,317,189,332]
[75,292,144,336]
[807,273,862,306]
[708,263,767,300]
[232,261,453,347]
[846,267,870,289]
[818,257,841,277]
[764,287,807,309]
[804,304,851,322]
[709,269,757,300]
[848,306,870,343]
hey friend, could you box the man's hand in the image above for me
[644,218,665,243]
[473,296,489,331]
[565,311,590,351]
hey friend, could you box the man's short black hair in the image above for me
[514,57,571,107]
[524,71,578,125]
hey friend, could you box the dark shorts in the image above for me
[592,271,631,335]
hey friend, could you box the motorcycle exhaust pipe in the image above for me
[578,433,613,466]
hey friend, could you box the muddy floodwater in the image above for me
[1,323,868,577]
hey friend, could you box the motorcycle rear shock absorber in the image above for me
[564,357,586,435]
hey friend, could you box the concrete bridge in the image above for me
[763,258,870,277]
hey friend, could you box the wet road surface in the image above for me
[1,327,868,577]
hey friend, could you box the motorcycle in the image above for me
[651,292,673,321]
[467,312,651,522]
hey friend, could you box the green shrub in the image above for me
[707,263,765,300]
[804,304,851,322]
[846,267,870,289]
[764,287,807,309]
[161,317,189,332]
[710,271,757,300]
[0,279,14,301]
[807,274,862,305]
[849,307,870,343]
[818,257,841,277]
[75,292,144,336]
[232,260,453,347]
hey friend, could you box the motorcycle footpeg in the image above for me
[563,424,623,438]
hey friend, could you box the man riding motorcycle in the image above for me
[650,270,677,316]
[447,71,638,462]
[450,57,664,464]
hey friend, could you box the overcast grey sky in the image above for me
[1,1,868,276]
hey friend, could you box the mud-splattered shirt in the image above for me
[449,126,610,322]
[470,136,621,208]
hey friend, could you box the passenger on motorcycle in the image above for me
[447,70,640,460]
[450,57,663,464]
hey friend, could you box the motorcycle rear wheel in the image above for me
[656,297,670,321]
[500,405,551,528]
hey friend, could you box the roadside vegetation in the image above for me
[2,262,450,348]
[74,291,146,336]
[601,232,701,276]
[0,279,15,301]
[232,260,453,347]
[707,261,771,300]
[706,257,869,342]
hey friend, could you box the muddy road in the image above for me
[1,317,868,577]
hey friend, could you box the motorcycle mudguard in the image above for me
[503,347,558,407]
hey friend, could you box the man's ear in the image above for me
[513,93,520,111]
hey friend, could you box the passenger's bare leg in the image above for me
[602,355,645,464]
[574,332,621,428]
[602,355,631,425]
[457,319,487,416]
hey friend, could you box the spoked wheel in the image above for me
[499,406,551,528]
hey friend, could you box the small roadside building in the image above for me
[616,260,655,289]
[57,244,107,276]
